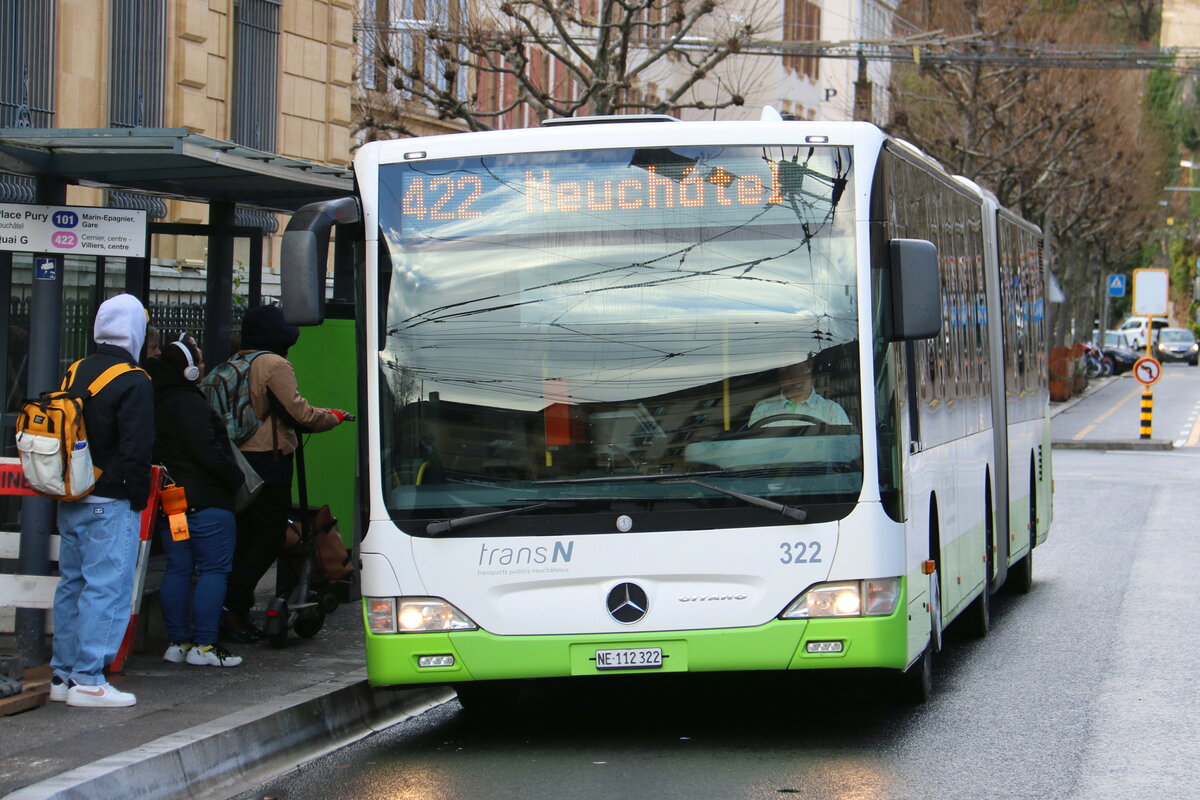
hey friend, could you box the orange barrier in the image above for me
[111,466,162,672]
[0,461,161,674]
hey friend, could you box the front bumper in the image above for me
[362,603,911,686]
[1156,347,1197,363]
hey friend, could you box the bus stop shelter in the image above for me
[0,127,353,670]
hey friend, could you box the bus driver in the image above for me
[748,358,850,428]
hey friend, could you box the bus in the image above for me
[280,110,1052,704]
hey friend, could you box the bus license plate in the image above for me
[595,647,663,670]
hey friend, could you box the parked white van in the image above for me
[1118,316,1171,350]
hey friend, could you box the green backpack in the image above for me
[200,351,269,445]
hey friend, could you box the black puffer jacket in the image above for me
[147,358,243,512]
[74,344,154,510]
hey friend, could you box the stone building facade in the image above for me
[1,0,357,273]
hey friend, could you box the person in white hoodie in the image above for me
[48,294,154,708]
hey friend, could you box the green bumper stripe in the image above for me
[363,606,911,686]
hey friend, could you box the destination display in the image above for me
[0,203,147,257]
[385,145,850,242]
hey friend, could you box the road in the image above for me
[234,369,1200,800]
[1053,362,1200,445]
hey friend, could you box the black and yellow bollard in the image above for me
[1140,390,1153,439]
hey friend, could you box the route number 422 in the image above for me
[779,541,823,564]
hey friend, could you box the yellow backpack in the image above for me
[15,359,147,500]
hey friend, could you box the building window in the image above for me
[109,0,167,127]
[361,0,469,103]
[783,0,820,80]
[232,0,281,152]
[0,0,56,128]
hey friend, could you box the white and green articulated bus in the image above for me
[280,110,1052,704]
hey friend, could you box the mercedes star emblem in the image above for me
[606,582,649,624]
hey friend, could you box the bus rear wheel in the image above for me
[1009,548,1033,594]
[1009,486,1037,594]
[962,569,991,638]
[961,495,993,638]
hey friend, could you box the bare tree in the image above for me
[356,0,773,138]
[889,0,1167,346]
[1090,0,1160,44]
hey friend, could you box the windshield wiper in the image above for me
[533,471,807,521]
[427,502,558,536]
[657,479,808,522]
[434,472,806,531]
[533,471,724,485]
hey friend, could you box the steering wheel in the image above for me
[748,413,829,429]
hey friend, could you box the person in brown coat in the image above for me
[220,304,347,642]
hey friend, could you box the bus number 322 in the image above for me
[779,541,823,565]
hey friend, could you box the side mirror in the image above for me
[889,239,941,341]
[280,197,361,326]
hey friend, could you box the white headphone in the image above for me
[172,340,201,381]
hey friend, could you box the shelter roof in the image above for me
[0,128,353,212]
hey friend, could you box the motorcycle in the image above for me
[1082,342,1104,380]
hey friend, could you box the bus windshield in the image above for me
[377,144,863,534]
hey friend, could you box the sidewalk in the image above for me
[1049,373,1120,420]
[0,573,454,800]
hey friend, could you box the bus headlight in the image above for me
[398,597,477,632]
[366,597,478,633]
[780,578,901,619]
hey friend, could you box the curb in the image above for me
[1051,439,1174,451]
[4,671,455,800]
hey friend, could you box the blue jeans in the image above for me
[158,507,236,646]
[51,500,140,686]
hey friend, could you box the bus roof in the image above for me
[361,116,890,166]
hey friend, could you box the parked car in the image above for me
[1099,331,1139,375]
[1100,330,1135,350]
[1152,327,1199,365]
[1117,316,1171,350]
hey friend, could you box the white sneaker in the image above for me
[66,682,137,708]
[163,642,193,663]
[49,677,74,702]
[186,644,243,667]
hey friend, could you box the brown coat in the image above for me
[239,350,337,454]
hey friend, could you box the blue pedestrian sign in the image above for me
[34,257,56,281]
[1108,274,1126,297]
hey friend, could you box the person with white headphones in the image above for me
[145,336,246,667]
